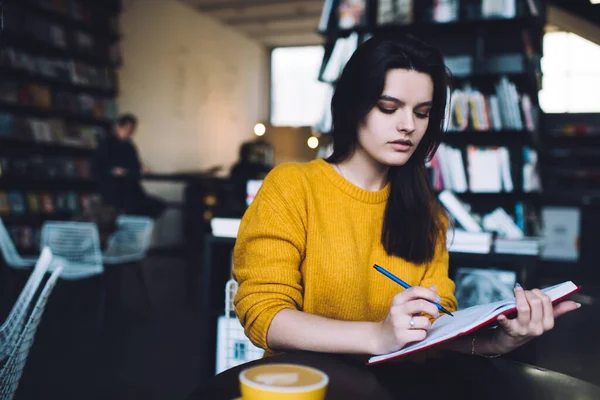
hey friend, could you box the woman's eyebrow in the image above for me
[379,95,432,108]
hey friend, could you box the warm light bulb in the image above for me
[254,123,266,136]
[591,0,600,4]
[307,136,319,149]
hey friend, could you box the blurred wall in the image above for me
[265,126,333,164]
[117,0,269,248]
[118,0,269,174]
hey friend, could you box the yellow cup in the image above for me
[239,364,329,400]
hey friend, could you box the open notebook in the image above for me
[368,281,580,365]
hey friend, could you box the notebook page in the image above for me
[369,300,513,363]
[541,281,577,299]
[368,281,577,364]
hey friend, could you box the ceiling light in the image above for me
[253,123,266,136]
[307,136,319,149]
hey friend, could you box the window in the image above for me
[270,46,330,127]
[540,32,600,113]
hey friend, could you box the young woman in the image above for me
[233,35,579,358]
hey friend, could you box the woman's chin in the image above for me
[378,154,413,167]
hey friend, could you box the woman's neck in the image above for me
[335,150,389,192]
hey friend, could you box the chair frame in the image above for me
[0,219,38,269]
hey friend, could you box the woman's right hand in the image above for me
[371,286,441,355]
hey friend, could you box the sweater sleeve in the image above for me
[419,217,458,314]
[232,164,307,351]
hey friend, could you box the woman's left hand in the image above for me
[492,284,580,354]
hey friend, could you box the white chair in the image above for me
[0,248,52,361]
[103,215,154,264]
[0,265,62,400]
[40,222,104,280]
[0,219,37,269]
[215,279,264,374]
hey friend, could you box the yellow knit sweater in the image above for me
[233,159,458,353]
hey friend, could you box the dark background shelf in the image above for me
[323,16,544,40]
[450,251,537,264]
[0,103,114,128]
[443,130,536,146]
[1,212,79,224]
[16,2,121,42]
[452,191,541,202]
[4,32,116,68]
[0,178,96,190]
[0,67,118,97]
[0,0,121,246]
[0,138,96,156]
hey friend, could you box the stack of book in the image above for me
[447,229,492,254]
[495,237,540,255]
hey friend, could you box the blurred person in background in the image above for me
[92,113,166,219]
[229,140,273,209]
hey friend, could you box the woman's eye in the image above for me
[377,106,396,114]
[415,112,430,119]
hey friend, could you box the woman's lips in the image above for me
[389,140,413,152]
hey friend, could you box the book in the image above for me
[540,207,580,262]
[438,190,482,232]
[377,0,413,26]
[26,193,41,213]
[368,281,579,365]
[0,192,10,214]
[8,192,26,214]
[318,0,335,32]
[447,229,492,254]
[40,193,55,214]
[337,0,367,30]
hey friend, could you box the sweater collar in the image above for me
[313,159,389,204]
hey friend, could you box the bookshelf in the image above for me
[0,0,122,254]
[316,0,545,238]
[536,113,600,281]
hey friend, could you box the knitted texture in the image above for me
[233,159,457,352]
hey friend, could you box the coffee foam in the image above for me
[240,364,328,392]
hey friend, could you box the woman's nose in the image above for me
[396,110,416,133]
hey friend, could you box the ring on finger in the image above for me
[409,316,415,329]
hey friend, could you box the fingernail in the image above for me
[576,302,582,309]
[514,283,523,291]
[436,295,442,302]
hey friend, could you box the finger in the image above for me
[514,283,531,326]
[403,299,439,318]
[395,286,442,305]
[553,300,580,319]
[524,291,544,335]
[532,289,554,331]
[429,284,438,293]
[404,316,432,331]
[497,314,518,335]
[399,329,428,344]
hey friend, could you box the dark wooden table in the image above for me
[187,351,600,400]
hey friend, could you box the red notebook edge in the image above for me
[367,285,582,366]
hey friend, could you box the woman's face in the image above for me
[356,68,433,167]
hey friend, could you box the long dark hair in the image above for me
[327,34,449,264]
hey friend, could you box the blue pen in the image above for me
[373,264,454,317]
